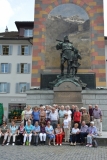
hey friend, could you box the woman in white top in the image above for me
[65,105,72,126]
[24,105,32,126]
[70,123,80,146]
[63,113,70,142]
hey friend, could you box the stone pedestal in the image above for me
[53,81,83,108]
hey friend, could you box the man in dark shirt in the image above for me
[71,105,76,127]
[88,105,93,121]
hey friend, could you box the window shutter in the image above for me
[17,64,20,73]
[19,28,24,37]
[9,45,13,55]
[16,83,19,93]
[8,63,11,73]
[28,45,32,55]
[27,64,30,73]
[17,46,21,55]
[6,83,10,93]
[26,83,30,91]
[0,45,2,55]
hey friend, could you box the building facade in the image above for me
[0,22,33,120]
[32,0,106,87]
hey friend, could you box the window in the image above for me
[24,29,33,37]
[0,83,10,93]
[1,63,8,73]
[2,46,9,55]
[20,63,28,73]
[17,63,30,74]
[16,83,30,93]
[17,45,31,55]
[1,63,11,73]
[21,46,29,55]
[0,45,13,55]
[19,83,27,93]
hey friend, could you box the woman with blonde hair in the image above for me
[23,120,33,146]
[24,105,32,126]
[55,124,63,146]
[63,113,70,142]
[70,123,80,146]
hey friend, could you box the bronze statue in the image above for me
[56,36,81,77]
[56,36,74,77]
[49,36,86,89]
[71,48,81,76]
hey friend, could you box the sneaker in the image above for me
[56,144,58,146]
[60,144,62,146]
[12,143,15,146]
[86,144,89,147]
[89,144,92,147]
[23,143,25,146]
[70,142,73,146]
[29,143,31,146]
[73,142,76,146]
[6,143,9,146]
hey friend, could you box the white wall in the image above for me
[0,39,32,117]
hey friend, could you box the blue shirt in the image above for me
[32,111,40,120]
[10,125,18,134]
[33,125,40,132]
[45,125,54,134]
[87,126,97,135]
[25,125,34,134]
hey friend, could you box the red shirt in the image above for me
[74,111,81,122]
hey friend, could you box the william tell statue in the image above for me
[56,36,81,77]
[49,35,86,89]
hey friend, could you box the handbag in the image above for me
[92,138,98,147]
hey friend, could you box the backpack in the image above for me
[15,135,23,145]
[92,138,98,147]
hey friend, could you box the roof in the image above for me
[0,31,18,38]
[15,21,34,30]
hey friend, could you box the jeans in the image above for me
[70,134,78,143]
[39,133,46,141]
[80,132,88,143]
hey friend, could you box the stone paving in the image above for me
[0,145,107,160]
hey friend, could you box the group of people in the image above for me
[0,104,102,147]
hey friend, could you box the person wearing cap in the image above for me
[86,121,97,147]
[63,113,70,142]
[93,105,102,136]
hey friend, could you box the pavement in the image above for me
[0,145,107,160]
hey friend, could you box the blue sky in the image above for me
[0,0,107,36]
[0,0,34,32]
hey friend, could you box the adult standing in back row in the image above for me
[93,105,102,136]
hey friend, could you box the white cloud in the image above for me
[0,0,14,29]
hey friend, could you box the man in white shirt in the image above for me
[65,105,72,127]
[49,108,59,129]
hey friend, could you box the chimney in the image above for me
[5,26,8,32]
